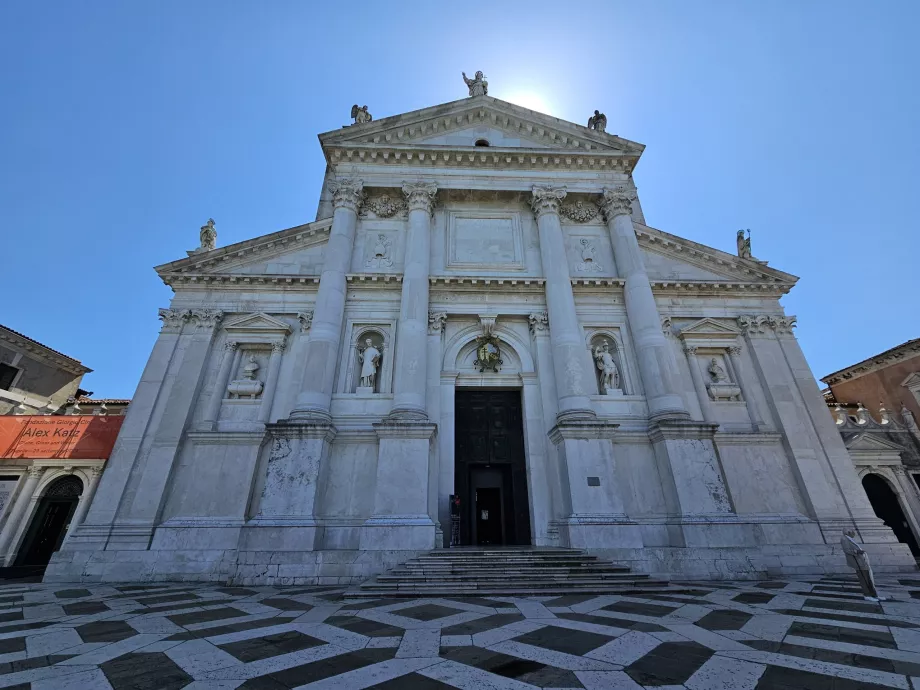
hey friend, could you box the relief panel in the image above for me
[447,211,524,270]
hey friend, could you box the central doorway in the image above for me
[455,390,531,546]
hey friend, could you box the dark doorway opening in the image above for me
[14,476,82,568]
[455,390,531,546]
[862,473,920,556]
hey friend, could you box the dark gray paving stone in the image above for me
[258,597,313,612]
[0,612,22,624]
[133,592,201,606]
[0,596,23,604]
[239,647,395,688]
[558,612,668,633]
[337,599,391,611]
[441,646,582,686]
[0,654,75,675]
[129,597,239,615]
[755,664,894,689]
[787,621,896,649]
[54,588,91,599]
[748,640,920,676]
[367,672,458,688]
[756,582,789,590]
[101,651,193,690]
[396,604,463,622]
[164,613,299,641]
[62,600,110,616]
[167,606,247,627]
[216,587,258,596]
[625,641,714,686]
[76,620,138,643]
[734,592,775,605]
[602,600,677,617]
[441,613,525,636]
[0,636,26,655]
[324,615,406,637]
[538,594,599,608]
[513,624,615,655]
[0,621,51,634]
[695,608,753,631]
[804,597,883,614]
[443,596,510,608]
[220,630,325,663]
[772,607,919,629]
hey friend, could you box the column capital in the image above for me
[158,308,190,334]
[728,345,743,356]
[402,182,438,214]
[528,311,549,335]
[271,339,286,354]
[530,185,567,218]
[682,344,699,355]
[27,466,45,479]
[189,309,224,330]
[297,311,313,333]
[89,466,104,478]
[427,311,447,335]
[224,340,239,352]
[598,186,637,221]
[329,178,365,213]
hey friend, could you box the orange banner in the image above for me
[0,416,124,460]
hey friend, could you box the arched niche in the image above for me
[348,329,387,393]
[588,332,626,395]
[443,323,535,375]
[860,471,920,556]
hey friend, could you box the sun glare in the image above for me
[505,91,550,115]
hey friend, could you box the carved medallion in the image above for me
[473,336,503,373]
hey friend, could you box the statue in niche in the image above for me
[462,71,488,97]
[365,233,393,270]
[587,110,607,132]
[593,341,620,393]
[576,238,603,273]
[350,104,372,125]
[708,357,729,383]
[736,229,753,259]
[358,338,382,390]
[227,354,264,399]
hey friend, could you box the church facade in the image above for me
[46,89,916,583]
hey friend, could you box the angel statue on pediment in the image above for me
[463,71,488,97]
[350,104,372,125]
[587,110,607,132]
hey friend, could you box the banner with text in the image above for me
[0,416,124,460]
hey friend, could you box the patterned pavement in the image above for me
[0,575,920,688]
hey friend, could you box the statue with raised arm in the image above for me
[462,71,488,97]
[593,341,620,393]
[350,104,372,125]
[736,229,752,259]
[841,530,883,600]
[587,110,607,132]
[358,338,381,390]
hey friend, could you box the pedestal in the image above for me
[360,420,437,551]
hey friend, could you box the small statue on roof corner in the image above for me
[587,109,607,132]
[736,229,753,259]
[350,104,372,125]
[189,218,217,256]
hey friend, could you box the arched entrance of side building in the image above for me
[14,475,83,568]
[862,473,920,557]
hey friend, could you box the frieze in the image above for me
[360,194,406,219]
[560,200,600,223]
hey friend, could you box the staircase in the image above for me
[345,547,668,599]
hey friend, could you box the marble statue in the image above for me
[366,233,393,269]
[593,341,620,392]
[708,357,728,383]
[358,338,381,389]
[736,229,752,259]
[462,71,488,97]
[227,355,264,399]
[587,110,607,132]
[577,238,602,273]
[841,530,883,600]
[350,104,372,125]
[199,219,216,252]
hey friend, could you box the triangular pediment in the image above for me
[679,318,742,337]
[223,312,292,334]
[320,96,643,155]
[845,432,907,454]
[155,218,332,284]
[901,372,920,388]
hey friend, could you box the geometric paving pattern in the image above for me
[2,575,920,687]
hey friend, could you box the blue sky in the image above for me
[1,1,917,398]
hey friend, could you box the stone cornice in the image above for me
[822,338,920,386]
[161,274,322,289]
[0,328,90,376]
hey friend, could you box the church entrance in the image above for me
[454,390,531,546]
[14,476,82,568]
[862,474,920,557]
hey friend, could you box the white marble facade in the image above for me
[46,95,916,584]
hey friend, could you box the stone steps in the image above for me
[345,548,667,599]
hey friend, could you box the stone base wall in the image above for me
[44,541,917,584]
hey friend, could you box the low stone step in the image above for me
[377,573,646,583]
[345,583,670,599]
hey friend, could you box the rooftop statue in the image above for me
[191,218,217,254]
[350,104,372,125]
[736,229,753,260]
[587,110,607,132]
[462,71,488,97]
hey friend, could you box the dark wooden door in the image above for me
[455,390,531,546]
[16,499,77,567]
[475,488,503,545]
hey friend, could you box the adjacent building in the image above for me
[46,87,915,584]
[822,339,920,560]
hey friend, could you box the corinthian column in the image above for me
[599,187,688,421]
[290,178,364,421]
[530,186,595,421]
[389,182,438,419]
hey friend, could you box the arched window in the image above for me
[474,139,490,147]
